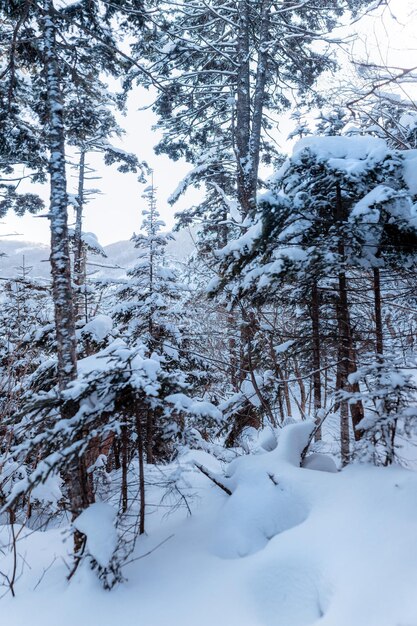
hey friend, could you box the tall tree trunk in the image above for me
[373,267,384,356]
[249,0,270,196]
[235,0,271,216]
[336,183,351,466]
[43,0,86,547]
[311,280,322,439]
[269,335,285,423]
[323,356,329,408]
[121,425,128,513]
[276,363,292,418]
[347,330,364,442]
[293,358,306,416]
[74,149,87,321]
[146,409,154,464]
[135,408,146,535]
[228,311,239,391]
[336,300,350,467]
[43,2,77,388]
[334,186,365,458]
[235,0,251,216]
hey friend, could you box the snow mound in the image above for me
[257,427,278,452]
[275,421,315,465]
[210,477,309,559]
[209,423,314,558]
[80,314,113,343]
[302,453,338,473]
[74,503,117,568]
[293,135,388,165]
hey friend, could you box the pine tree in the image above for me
[218,134,417,463]
[114,179,216,462]
[135,0,377,229]
[0,263,52,439]
[0,0,147,552]
[115,178,181,350]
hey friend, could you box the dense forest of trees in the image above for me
[1,0,417,591]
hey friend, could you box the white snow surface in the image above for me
[403,149,417,194]
[292,135,388,161]
[2,422,417,625]
[31,474,63,510]
[166,393,223,422]
[74,503,118,568]
[273,135,391,182]
[293,135,388,170]
[80,314,113,343]
[350,185,394,222]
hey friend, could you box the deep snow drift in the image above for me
[1,423,417,626]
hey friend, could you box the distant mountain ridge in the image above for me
[0,228,196,281]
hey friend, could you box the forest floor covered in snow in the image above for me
[1,423,417,626]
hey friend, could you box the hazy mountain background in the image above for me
[0,228,196,281]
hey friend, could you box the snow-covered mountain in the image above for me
[0,228,196,280]
[0,240,51,279]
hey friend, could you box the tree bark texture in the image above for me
[74,149,87,322]
[135,408,146,535]
[235,0,251,216]
[373,267,384,356]
[336,183,351,466]
[235,0,271,217]
[311,280,322,439]
[43,1,86,542]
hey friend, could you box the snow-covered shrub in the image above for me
[344,355,417,465]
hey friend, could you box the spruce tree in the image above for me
[219,134,417,462]
[0,0,147,551]
[134,0,377,228]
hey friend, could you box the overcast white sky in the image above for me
[1,0,416,246]
[2,88,201,246]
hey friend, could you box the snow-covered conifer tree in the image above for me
[135,0,378,232]
[114,179,217,462]
[218,134,417,462]
[115,178,181,351]
[0,0,148,552]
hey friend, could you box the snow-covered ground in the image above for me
[1,423,417,626]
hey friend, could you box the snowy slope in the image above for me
[1,424,417,626]
[0,240,51,279]
[0,229,196,280]
[100,228,196,278]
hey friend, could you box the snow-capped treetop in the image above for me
[113,181,183,349]
[218,134,417,300]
